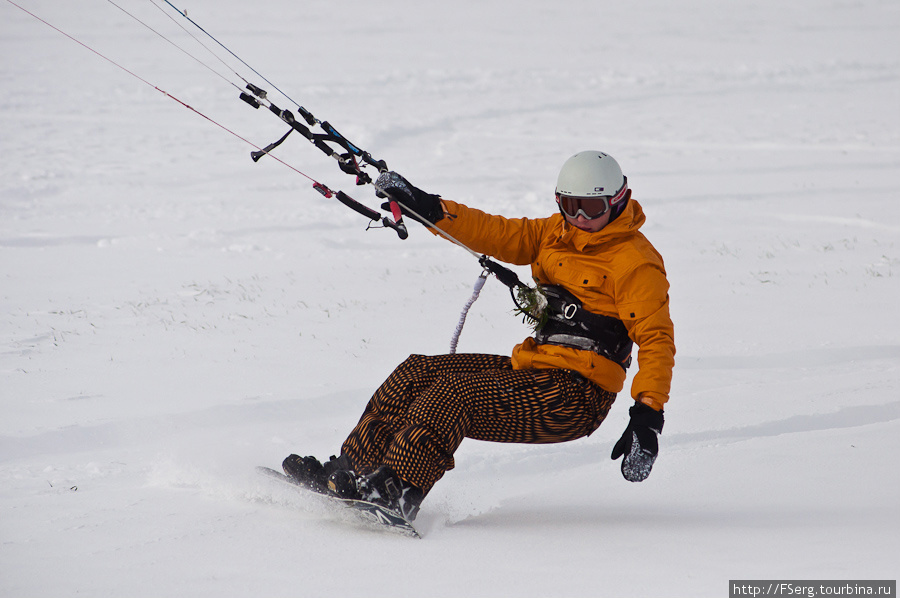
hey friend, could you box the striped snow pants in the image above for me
[340,353,616,494]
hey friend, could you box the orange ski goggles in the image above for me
[556,181,629,220]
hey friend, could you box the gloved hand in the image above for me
[375,171,444,224]
[610,402,664,482]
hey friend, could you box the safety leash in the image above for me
[449,272,488,354]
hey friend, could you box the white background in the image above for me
[2,0,898,596]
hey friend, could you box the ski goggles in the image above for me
[556,181,629,220]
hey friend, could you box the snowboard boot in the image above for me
[282,454,351,494]
[327,466,425,522]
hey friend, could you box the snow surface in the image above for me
[2,0,899,596]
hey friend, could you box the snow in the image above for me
[1,0,898,595]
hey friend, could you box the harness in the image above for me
[533,285,634,371]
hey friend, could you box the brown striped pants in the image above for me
[340,353,616,493]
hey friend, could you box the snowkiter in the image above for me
[284,151,675,522]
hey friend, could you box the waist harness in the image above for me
[533,285,634,371]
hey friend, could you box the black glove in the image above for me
[610,403,664,482]
[375,171,444,225]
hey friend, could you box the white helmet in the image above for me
[555,151,626,198]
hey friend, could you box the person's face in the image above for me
[558,199,613,232]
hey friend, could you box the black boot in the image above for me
[326,466,424,522]
[325,469,360,499]
[282,454,351,493]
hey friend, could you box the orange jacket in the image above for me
[434,198,675,410]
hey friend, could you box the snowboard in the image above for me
[256,466,420,538]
